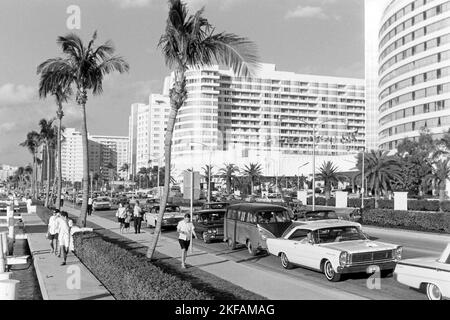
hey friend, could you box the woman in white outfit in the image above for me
[58,212,71,266]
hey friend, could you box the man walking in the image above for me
[133,200,143,234]
[177,214,197,269]
[47,209,59,254]
[87,196,93,216]
[57,211,71,266]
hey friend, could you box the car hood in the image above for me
[94,202,110,205]
[320,240,397,253]
[397,257,441,268]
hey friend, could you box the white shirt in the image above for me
[48,215,58,235]
[133,205,142,217]
[88,198,93,205]
[177,220,195,241]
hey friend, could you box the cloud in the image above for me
[285,5,328,19]
[0,83,36,105]
[112,0,153,8]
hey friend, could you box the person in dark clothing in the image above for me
[133,200,143,234]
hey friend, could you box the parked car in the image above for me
[224,203,293,256]
[144,204,184,229]
[394,243,450,300]
[294,210,339,222]
[75,194,83,205]
[266,220,402,282]
[201,202,230,210]
[92,197,111,211]
[192,209,226,243]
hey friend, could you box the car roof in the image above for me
[152,204,178,208]
[194,209,226,214]
[305,210,335,214]
[203,202,229,205]
[227,203,288,212]
[292,220,360,231]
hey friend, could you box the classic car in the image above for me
[144,204,184,229]
[201,202,230,210]
[267,220,402,282]
[192,209,226,243]
[394,243,450,300]
[294,210,339,221]
[92,197,111,211]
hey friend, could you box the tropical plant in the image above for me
[37,31,129,226]
[19,131,41,198]
[359,150,403,208]
[37,68,72,210]
[425,159,450,205]
[219,163,240,194]
[242,163,262,195]
[37,119,56,207]
[316,161,346,203]
[201,165,214,200]
[138,167,148,189]
[147,0,259,259]
[120,163,130,180]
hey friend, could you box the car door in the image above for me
[287,229,317,268]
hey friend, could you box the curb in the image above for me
[26,234,49,300]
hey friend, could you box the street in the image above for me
[88,206,449,300]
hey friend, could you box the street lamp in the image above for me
[297,162,309,191]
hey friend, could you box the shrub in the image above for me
[361,209,450,233]
[407,199,440,212]
[347,198,375,209]
[73,232,211,300]
[306,197,326,206]
[377,199,394,210]
[441,201,450,212]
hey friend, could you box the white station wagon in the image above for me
[267,220,402,282]
[394,243,450,300]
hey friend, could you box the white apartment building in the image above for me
[90,135,129,180]
[377,0,450,150]
[365,0,392,152]
[166,64,365,176]
[0,165,18,182]
[128,103,146,178]
[61,128,128,183]
[148,94,170,168]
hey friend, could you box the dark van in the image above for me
[193,209,226,243]
[224,203,293,256]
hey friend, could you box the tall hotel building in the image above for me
[377,0,450,150]
[165,63,365,176]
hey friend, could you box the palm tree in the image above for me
[316,161,346,204]
[426,159,450,205]
[242,163,262,195]
[37,69,72,210]
[20,131,41,199]
[147,0,259,259]
[360,150,403,208]
[138,167,148,189]
[38,119,56,207]
[37,31,129,226]
[120,163,130,180]
[219,163,240,194]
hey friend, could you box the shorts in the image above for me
[124,222,130,228]
[47,233,58,240]
[178,239,191,250]
[59,235,70,248]
[118,217,124,223]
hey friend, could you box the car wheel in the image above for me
[323,260,341,282]
[426,283,443,300]
[280,252,293,269]
[202,232,210,244]
[247,240,258,256]
[227,238,236,250]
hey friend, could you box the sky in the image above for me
[0,0,364,167]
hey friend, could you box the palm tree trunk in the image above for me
[79,101,90,227]
[45,145,51,207]
[439,181,446,203]
[148,68,186,260]
[56,110,63,210]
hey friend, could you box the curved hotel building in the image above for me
[167,64,365,175]
[378,0,450,150]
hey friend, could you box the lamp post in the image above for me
[297,162,309,191]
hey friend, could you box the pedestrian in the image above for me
[177,213,197,269]
[57,211,71,266]
[133,200,143,234]
[47,209,59,254]
[87,196,93,216]
[116,203,127,233]
[60,193,65,208]
[124,204,132,233]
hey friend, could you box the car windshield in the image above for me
[155,206,179,213]
[196,211,225,223]
[314,226,367,244]
[96,198,109,202]
[256,210,291,223]
[302,211,338,221]
[206,203,228,209]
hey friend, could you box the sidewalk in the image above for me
[21,212,114,300]
[62,206,366,300]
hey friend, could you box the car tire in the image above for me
[426,283,443,300]
[202,232,210,244]
[247,240,258,256]
[280,252,293,269]
[323,260,341,282]
[227,238,236,250]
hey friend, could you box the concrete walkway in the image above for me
[62,206,366,300]
[21,212,114,300]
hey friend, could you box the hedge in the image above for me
[361,209,450,233]
[347,198,376,209]
[73,232,211,300]
[408,200,441,212]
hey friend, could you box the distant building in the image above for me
[0,164,18,182]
